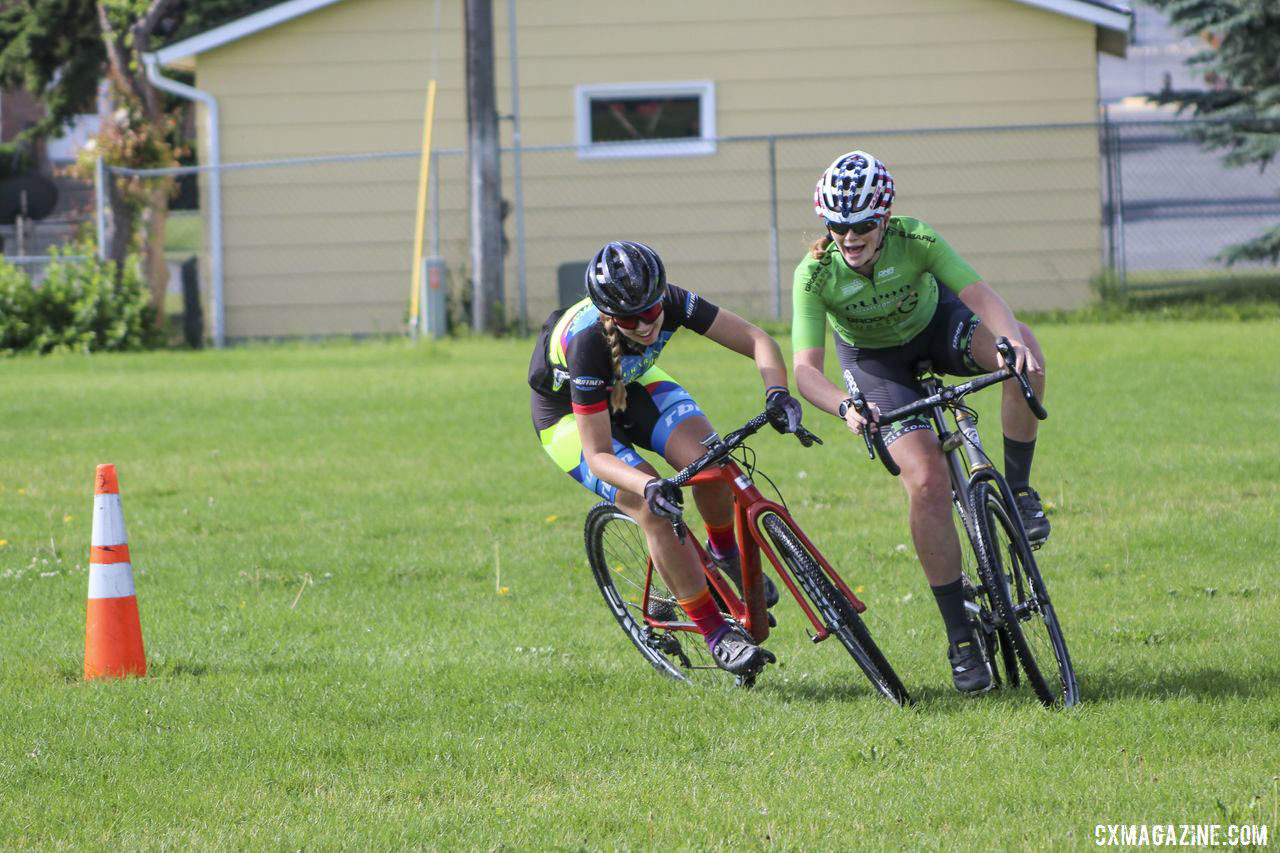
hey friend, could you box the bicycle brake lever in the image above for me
[795,426,822,447]
[995,337,1048,420]
[850,393,877,460]
[671,517,687,544]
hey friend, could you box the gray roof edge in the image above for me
[153,0,348,65]
[153,0,1133,66]
[1013,0,1132,33]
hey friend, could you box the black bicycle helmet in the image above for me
[584,240,666,316]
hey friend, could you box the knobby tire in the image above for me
[969,482,1080,707]
[761,513,910,705]
[583,502,734,685]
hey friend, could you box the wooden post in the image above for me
[464,0,504,333]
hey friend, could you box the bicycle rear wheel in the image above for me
[583,502,734,685]
[761,513,910,705]
[970,481,1080,707]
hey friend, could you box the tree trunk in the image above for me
[104,169,134,274]
[140,178,174,326]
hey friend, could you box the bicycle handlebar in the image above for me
[844,336,1047,478]
[661,408,822,539]
[668,411,821,489]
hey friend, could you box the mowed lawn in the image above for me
[1,321,1277,849]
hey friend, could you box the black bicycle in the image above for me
[845,337,1080,707]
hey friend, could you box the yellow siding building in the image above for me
[151,0,1130,340]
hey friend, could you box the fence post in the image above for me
[94,156,108,261]
[1111,117,1127,289]
[768,136,781,321]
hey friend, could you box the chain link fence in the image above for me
[1099,116,1280,289]
[7,117,1276,341]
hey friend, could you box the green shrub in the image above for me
[0,246,161,355]
[0,259,36,351]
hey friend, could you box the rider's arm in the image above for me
[956,281,1043,375]
[575,408,653,497]
[794,346,876,433]
[701,308,789,394]
[793,347,843,414]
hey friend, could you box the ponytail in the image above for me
[601,317,628,411]
[809,234,833,260]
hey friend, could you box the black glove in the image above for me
[643,478,683,520]
[765,388,803,434]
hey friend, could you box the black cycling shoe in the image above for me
[1014,487,1050,545]
[948,632,994,694]
[707,541,780,608]
[710,625,775,675]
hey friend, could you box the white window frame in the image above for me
[574,80,717,159]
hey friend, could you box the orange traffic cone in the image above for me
[84,464,146,679]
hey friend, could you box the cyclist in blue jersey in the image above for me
[529,240,803,675]
[791,151,1051,694]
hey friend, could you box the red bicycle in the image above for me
[583,409,910,704]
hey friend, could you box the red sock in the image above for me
[677,588,727,640]
[705,522,736,558]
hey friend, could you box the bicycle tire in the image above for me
[954,507,1019,689]
[969,481,1080,707]
[583,502,734,685]
[761,513,910,705]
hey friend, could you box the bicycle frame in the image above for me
[638,457,867,646]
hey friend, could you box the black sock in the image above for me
[931,579,973,646]
[1003,435,1036,492]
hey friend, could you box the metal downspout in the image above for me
[142,53,225,348]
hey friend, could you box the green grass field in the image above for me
[2,322,1278,849]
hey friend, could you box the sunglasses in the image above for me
[827,218,883,236]
[608,301,664,330]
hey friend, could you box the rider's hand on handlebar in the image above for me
[843,397,881,437]
[1002,338,1043,378]
[765,388,803,435]
[643,477,684,520]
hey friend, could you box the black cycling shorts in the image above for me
[833,287,982,446]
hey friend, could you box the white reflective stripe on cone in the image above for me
[88,563,137,599]
[91,494,128,547]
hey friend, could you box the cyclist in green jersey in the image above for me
[791,150,1050,694]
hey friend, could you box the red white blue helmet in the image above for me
[813,150,895,225]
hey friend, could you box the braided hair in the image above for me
[601,317,628,411]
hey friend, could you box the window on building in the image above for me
[574,81,716,158]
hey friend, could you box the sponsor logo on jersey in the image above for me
[684,292,698,317]
[877,266,896,278]
[552,367,570,391]
[573,375,606,389]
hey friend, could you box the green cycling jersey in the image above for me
[792,216,982,350]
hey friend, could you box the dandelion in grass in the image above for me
[0,539,7,547]
[62,514,73,524]
[545,514,558,523]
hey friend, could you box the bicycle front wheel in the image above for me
[970,481,1080,707]
[583,502,733,685]
[761,513,910,705]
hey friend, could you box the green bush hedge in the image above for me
[0,248,161,355]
